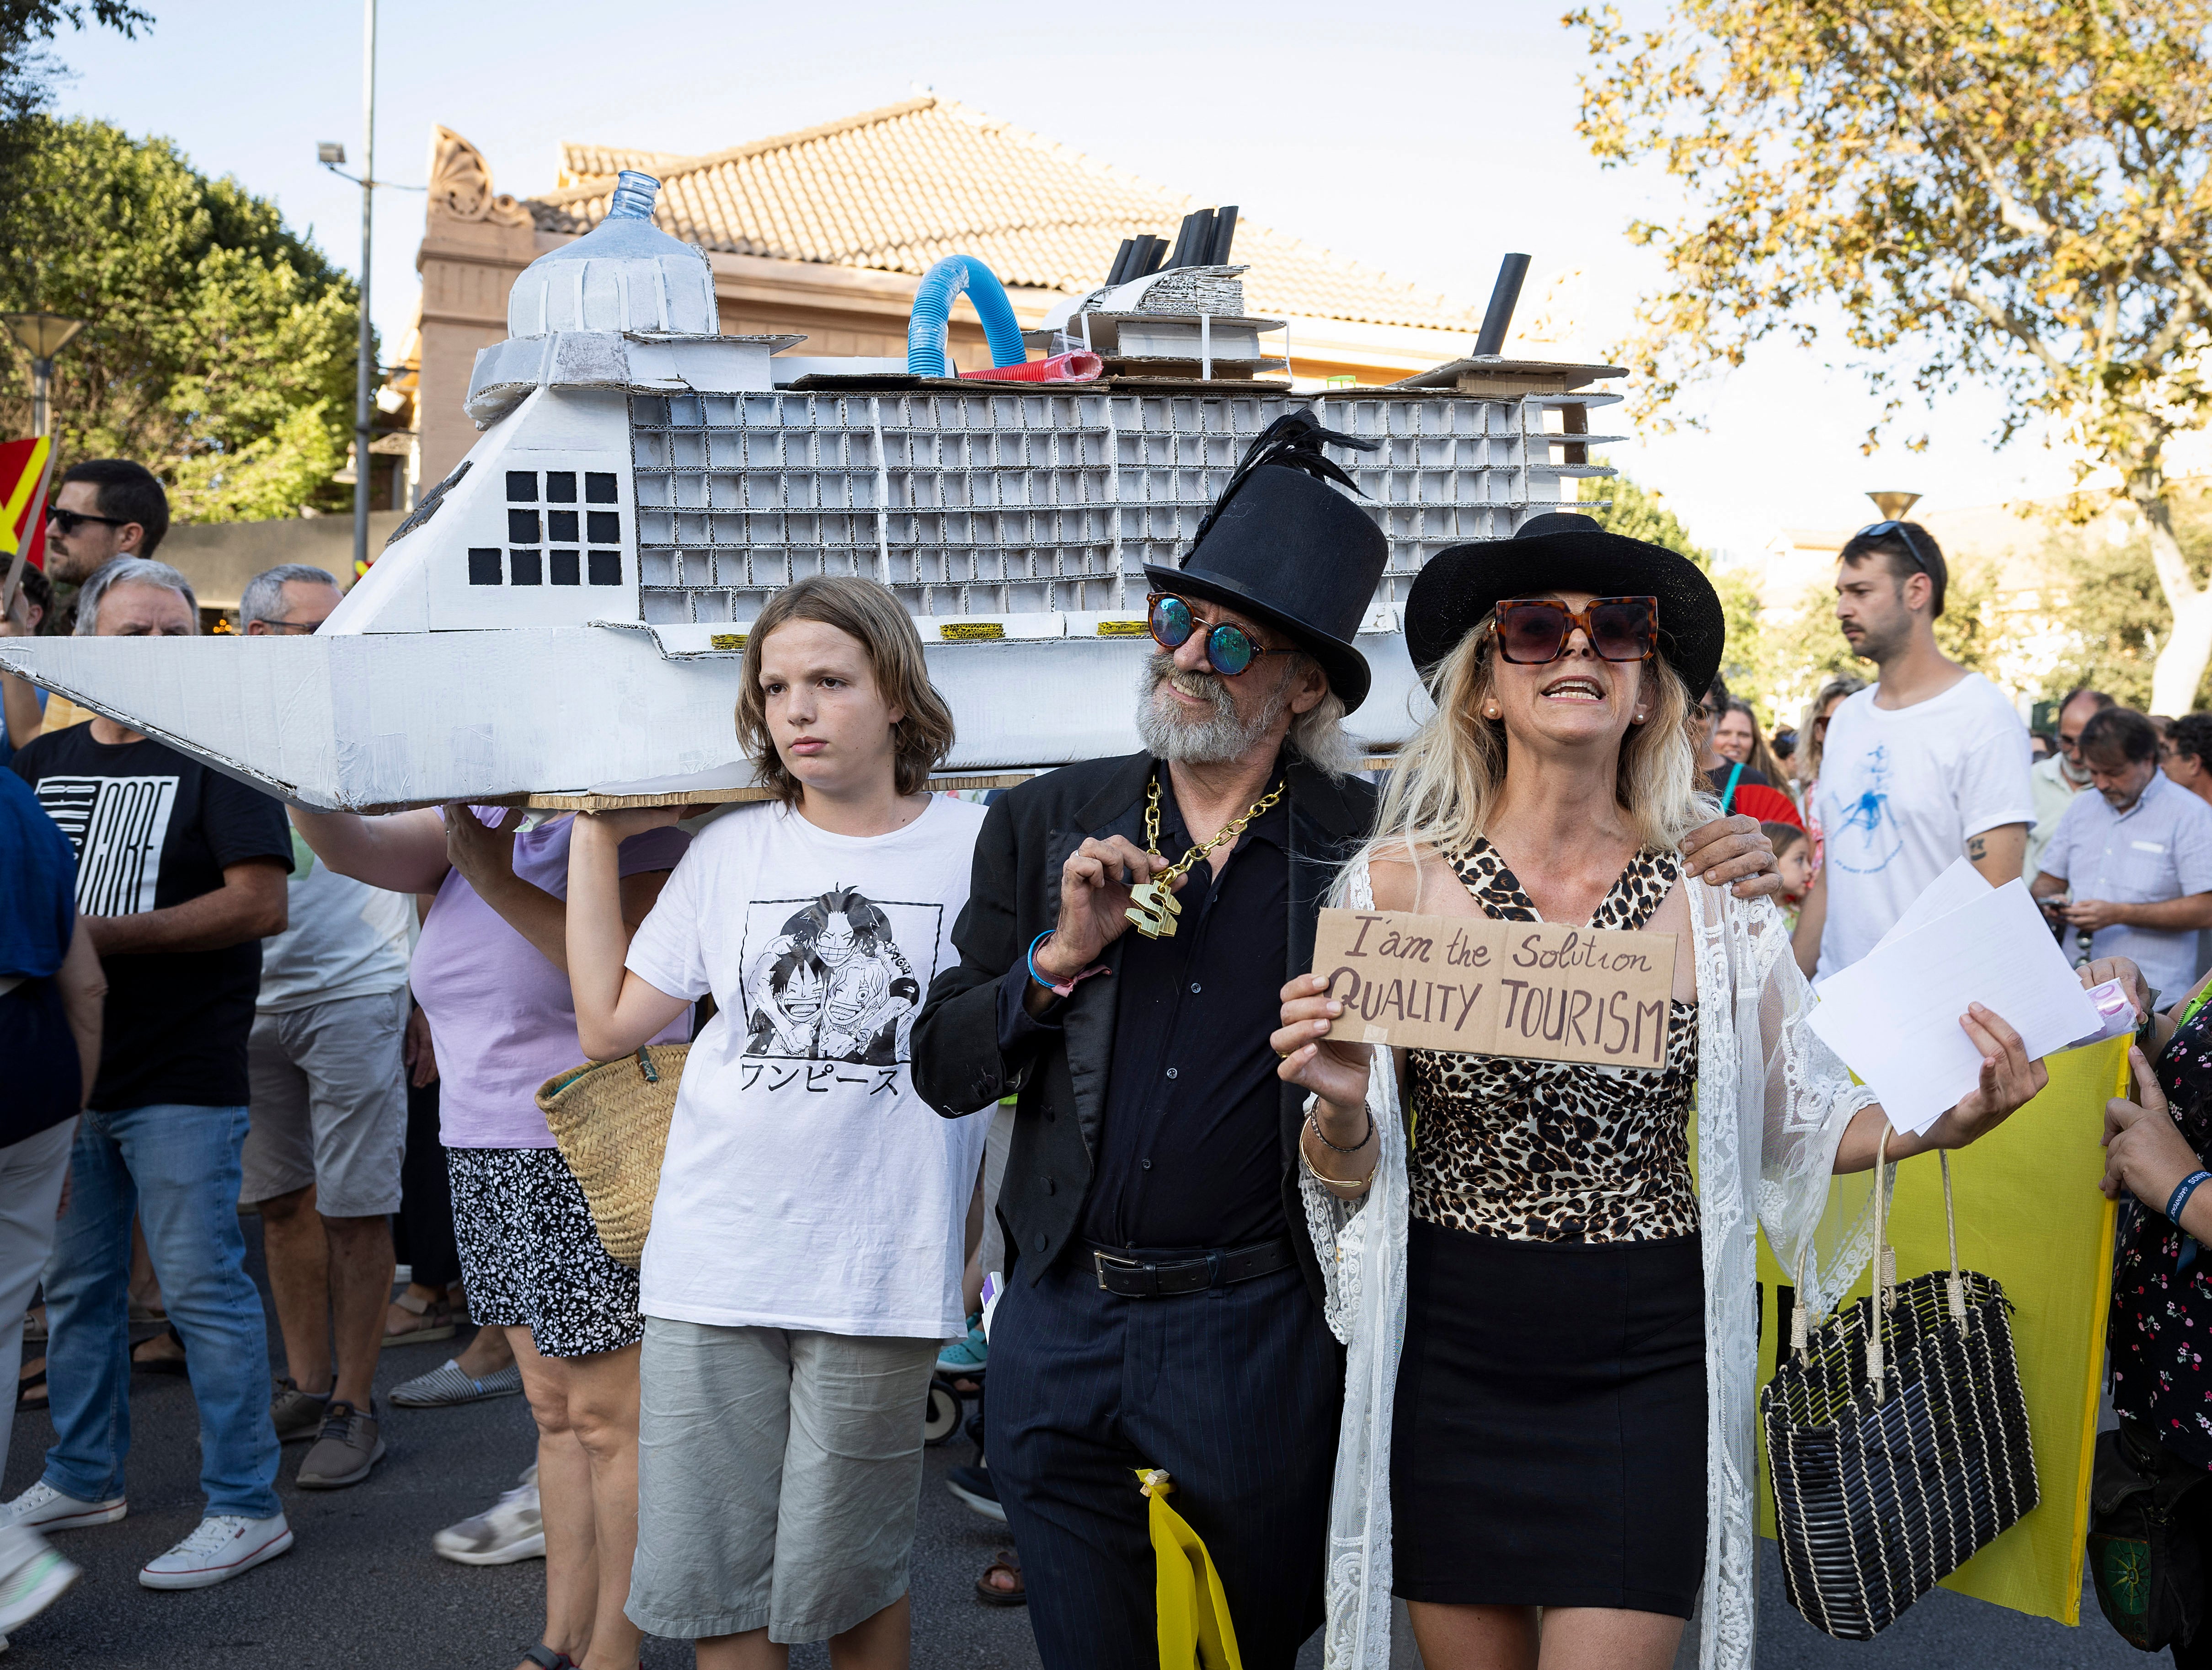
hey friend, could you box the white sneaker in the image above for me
[137,1512,293,1590]
[0,1483,125,1532]
[0,1525,77,1633]
[432,1465,544,1566]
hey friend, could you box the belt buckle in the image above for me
[1093,1249,1140,1290]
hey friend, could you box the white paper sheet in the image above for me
[1865,856,1994,959]
[1806,878,2102,1134]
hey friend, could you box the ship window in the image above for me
[508,508,540,543]
[588,550,621,585]
[548,509,579,542]
[544,472,577,503]
[587,510,620,544]
[510,549,543,585]
[468,548,502,585]
[585,472,618,504]
[506,471,537,502]
[550,549,581,585]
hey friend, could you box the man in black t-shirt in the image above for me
[4,556,300,1592]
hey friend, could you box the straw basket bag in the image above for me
[1762,1129,2038,1639]
[534,1045,688,1269]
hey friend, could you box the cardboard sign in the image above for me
[1313,908,1678,1069]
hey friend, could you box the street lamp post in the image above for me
[321,0,379,581]
[1,312,87,437]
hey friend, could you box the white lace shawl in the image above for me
[1302,861,1882,1670]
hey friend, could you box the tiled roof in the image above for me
[532,97,1484,333]
[556,144,696,191]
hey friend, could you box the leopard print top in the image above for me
[1407,838,1699,1243]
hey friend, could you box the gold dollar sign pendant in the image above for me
[1121,776,1285,942]
[1126,878,1183,940]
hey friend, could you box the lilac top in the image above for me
[411,812,690,1149]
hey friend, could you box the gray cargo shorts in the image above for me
[625,1316,940,1643]
[241,988,407,1217]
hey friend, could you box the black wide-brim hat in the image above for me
[1143,423,1391,713]
[1405,511,1725,696]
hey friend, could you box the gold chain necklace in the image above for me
[1125,775,1286,940]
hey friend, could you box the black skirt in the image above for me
[1391,1216,1707,1616]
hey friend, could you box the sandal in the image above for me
[132,1323,188,1375]
[16,1356,45,1412]
[384,1289,458,1348]
[975,1547,1026,1606]
[518,1648,577,1670]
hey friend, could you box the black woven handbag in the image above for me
[1762,1132,2039,1639]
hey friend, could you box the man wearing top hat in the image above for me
[911,420,1781,1668]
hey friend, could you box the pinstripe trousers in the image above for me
[988,1251,1342,1670]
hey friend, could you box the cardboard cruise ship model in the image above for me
[0,174,1623,811]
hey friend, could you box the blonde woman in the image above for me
[1271,514,2050,1670]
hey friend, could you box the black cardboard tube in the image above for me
[1474,253,1531,357]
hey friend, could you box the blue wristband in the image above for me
[1026,930,1059,993]
[2167,1170,2212,1224]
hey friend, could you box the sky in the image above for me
[43,0,2074,558]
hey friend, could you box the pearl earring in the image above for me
[1484,702,1500,719]
[1633,710,1647,724]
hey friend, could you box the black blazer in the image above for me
[910,751,1378,1306]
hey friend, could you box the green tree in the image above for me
[2038,485,2212,712]
[1569,0,2212,712]
[1582,464,1765,695]
[0,3,148,188]
[0,118,361,520]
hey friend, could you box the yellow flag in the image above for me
[1755,1034,2129,1626]
[1135,1468,1244,1670]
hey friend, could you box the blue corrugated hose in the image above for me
[907,254,1026,378]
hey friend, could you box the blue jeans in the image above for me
[42,1103,280,1519]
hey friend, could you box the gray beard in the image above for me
[1133,652,1289,765]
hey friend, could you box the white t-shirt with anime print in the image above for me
[623,793,991,1338]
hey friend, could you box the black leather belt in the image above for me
[1090,1237,1294,1298]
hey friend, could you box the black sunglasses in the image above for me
[1147,593,1290,677]
[1492,596,1660,667]
[47,505,131,535]
[1855,520,1932,576]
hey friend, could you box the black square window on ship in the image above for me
[551,549,580,585]
[511,549,543,585]
[588,550,621,585]
[508,508,540,544]
[468,548,502,585]
[506,471,537,501]
[585,472,618,503]
[587,510,620,544]
[545,471,577,503]
[548,509,578,542]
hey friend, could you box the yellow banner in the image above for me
[1755,1034,2127,1627]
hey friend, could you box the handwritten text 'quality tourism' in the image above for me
[1310,908,1678,1068]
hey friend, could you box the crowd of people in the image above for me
[2,437,2212,1670]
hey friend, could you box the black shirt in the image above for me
[13,724,292,1111]
[998,764,1293,1251]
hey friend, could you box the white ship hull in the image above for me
[0,623,1432,811]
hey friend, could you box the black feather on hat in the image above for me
[1405,511,1726,697]
[1143,412,1391,712]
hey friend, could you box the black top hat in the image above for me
[1405,511,1725,696]
[1143,413,1390,712]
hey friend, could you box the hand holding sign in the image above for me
[1310,908,1678,1068]
[1274,972,1372,1112]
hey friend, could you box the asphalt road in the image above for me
[0,1218,2153,1667]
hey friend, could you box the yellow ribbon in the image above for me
[1134,1468,1244,1670]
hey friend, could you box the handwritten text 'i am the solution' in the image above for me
[1311,908,1678,1068]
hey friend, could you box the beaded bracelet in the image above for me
[2168,1169,2212,1225]
[1308,1098,1374,1154]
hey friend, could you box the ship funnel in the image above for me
[506,168,716,338]
[607,170,659,220]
